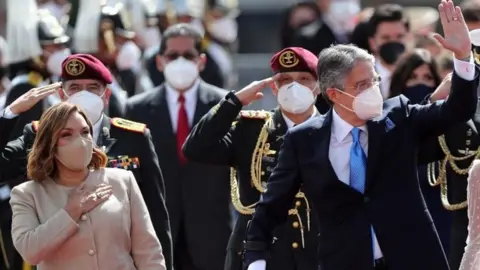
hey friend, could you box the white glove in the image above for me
[247,260,266,270]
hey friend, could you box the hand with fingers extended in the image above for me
[433,0,471,60]
[8,82,61,115]
[235,76,277,106]
[64,183,113,221]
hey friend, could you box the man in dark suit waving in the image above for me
[243,1,478,270]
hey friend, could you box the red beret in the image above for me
[61,54,113,84]
[270,47,318,78]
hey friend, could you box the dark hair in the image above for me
[280,1,320,48]
[389,49,441,98]
[461,0,480,23]
[437,52,454,72]
[368,4,410,37]
[350,21,373,54]
[159,23,204,55]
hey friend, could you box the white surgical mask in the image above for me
[325,0,360,34]
[207,17,238,44]
[336,85,383,120]
[115,41,141,70]
[67,90,104,124]
[47,48,71,76]
[277,82,315,114]
[163,57,199,90]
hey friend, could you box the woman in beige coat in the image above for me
[9,102,166,270]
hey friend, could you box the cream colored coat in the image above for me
[10,167,166,270]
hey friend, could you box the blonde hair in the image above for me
[27,102,108,181]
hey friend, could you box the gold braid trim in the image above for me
[251,116,274,192]
[230,167,257,215]
[427,135,480,211]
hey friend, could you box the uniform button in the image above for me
[81,214,87,221]
[295,201,301,207]
[292,242,299,249]
[88,249,95,256]
[292,222,299,228]
[364,197,370,203]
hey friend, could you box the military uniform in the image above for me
[4,3,70,140]
[183,47,320,270]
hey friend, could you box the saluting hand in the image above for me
[235,76,277,106]
[8,82,61,115]
[433,0,471,60]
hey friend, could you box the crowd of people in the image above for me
[0,0,480,270]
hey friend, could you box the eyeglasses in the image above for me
[345,76,381,94]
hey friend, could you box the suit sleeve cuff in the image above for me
[247,260,266,270]
[453,54,475,81]
[2,106,18,119]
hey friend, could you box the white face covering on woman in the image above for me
[277,82,315,114]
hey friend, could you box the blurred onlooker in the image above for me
[388,48,450,252]
[368,4,410,99]
[415,34,443,58]
[350,7,375,53]
[280,2,320,48]
[437,52,454,79]
[461,0,480,31]
[389,48,441,104]
[291,0,360,55]
[37,0,69,22]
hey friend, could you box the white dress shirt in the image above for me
[248,55,475,270]
[92,115,104,143]
[165,79,200,132]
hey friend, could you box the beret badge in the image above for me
[65,59,86,76]
[279,50,299,68]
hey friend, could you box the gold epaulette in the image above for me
[111,118,146,134]
[239,110,270,120]
[27,72,43,86]
[31,121,39,132]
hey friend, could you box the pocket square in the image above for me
[385,118,395,131]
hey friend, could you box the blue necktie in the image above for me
[349,128,376,262]
[349,128,366,193]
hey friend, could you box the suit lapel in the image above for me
[192,81,214,125]
[97,116,117,154]
[365,117,386,191]
[269,109,288,142]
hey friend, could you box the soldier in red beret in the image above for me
[0,54,173,270]
[182,47,320,270]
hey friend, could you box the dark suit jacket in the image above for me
[0,115,173,270]
[125,81,232,270]
[243,71,478,270]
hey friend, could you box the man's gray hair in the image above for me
[317,44,375,103]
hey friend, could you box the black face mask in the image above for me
[403,84,435,104]
[378,42,406,65]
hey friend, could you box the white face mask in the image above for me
[67,90,104,124]
[207,17,238,44]
[336,85,383,120]
[46,48,71,76]
[163,57,199,90]
[325,0,360,34]
[115,41,141,70]
[277,82,315,114]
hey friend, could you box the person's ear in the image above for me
[103,88,112,105]
[326,88,338,103]
[58,88,66,100]
[155,55,164,72]
[198,53,207,71]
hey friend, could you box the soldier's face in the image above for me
[59,79,111,107]
[272,71,317,94]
